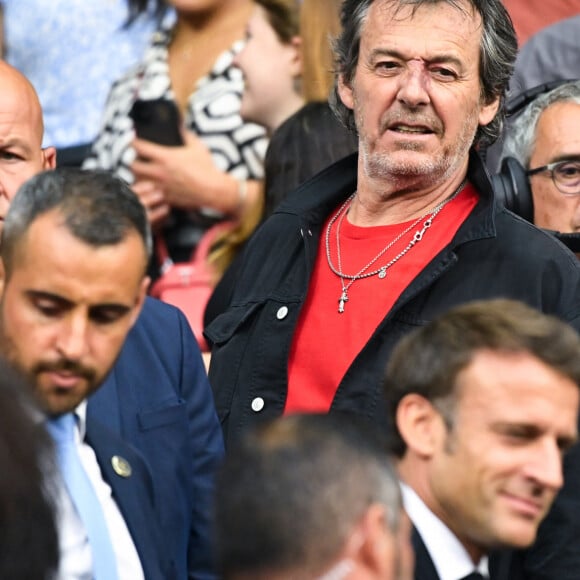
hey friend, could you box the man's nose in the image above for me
[396,62,430,108]
[524,438,564,492]
[56,315,90,360]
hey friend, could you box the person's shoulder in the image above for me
[499,209,575,248]
[277,101,333,127]
[129,297,192,345]
[106,27,170,97]
[511,14,580,91]
[272,101,355,145]
[139,295,184,321]
[98,63,145,116]
[116,298,205,389]
[494,209,580,272]
[522,13,580,48]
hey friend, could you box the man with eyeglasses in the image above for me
[501,80,580,236]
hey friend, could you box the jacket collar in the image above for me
[273,149,499,246]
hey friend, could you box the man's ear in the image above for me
[396,393,442,458]
[288,35,302,78]
[478,95,500,129]
[41,146,57,170]
[337,73,355,110]
[346,504,396,577]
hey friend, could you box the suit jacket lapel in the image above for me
[411,525,521,580]
[88,367,122,434]
[489,548,523,580]
[85,418,166,579]
[412,526,441,580]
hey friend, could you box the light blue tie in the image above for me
[47,413,119,580]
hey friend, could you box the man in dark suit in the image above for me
[384,299,580,580]
[0,167,220,579]
[0,59,224,579]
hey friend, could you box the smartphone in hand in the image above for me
[129,98,184,147]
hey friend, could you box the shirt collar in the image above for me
[401,482,489,580]
[74,400,88,441]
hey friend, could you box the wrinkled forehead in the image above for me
[371,0,478,19]
[365,0,482,38]
[359,0,483,74]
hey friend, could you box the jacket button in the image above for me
[251,397,265,412]
[276,306,289,320]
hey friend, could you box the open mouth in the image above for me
[390,124,433,135]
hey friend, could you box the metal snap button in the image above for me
[251,397,265,412]
[276,306,289,320]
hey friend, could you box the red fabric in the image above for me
[150,222,233,352]
[285,184,478,414]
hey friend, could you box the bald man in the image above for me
[0,60,224,579]
[0,60,56,231]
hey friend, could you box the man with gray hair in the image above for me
[385,299,580,579]
[500,80,580,236]
[214,413,414,580]
[208,0,580,448]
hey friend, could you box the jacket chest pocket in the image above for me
[206,302,265,423]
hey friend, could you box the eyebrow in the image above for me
[492,421,578,450]
[26,290,72,308]
[25,290,132,315]
[546,154,580,164]
[367,47,465,70]
[0,137,34,154]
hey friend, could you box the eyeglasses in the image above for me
[526,159,580,195]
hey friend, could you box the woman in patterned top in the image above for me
[84,0,268,276]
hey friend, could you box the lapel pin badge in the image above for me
[111,455,132,478]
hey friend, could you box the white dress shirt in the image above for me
[401,483,489,580]
[53,402,144,580]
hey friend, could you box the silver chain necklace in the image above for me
[326,180,466,313]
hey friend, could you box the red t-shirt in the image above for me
[285,184,478,414]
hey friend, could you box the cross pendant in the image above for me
[338,290,348,313]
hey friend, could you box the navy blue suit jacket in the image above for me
[86,419,167,579]
[411,526,522,580]
[412,526,439,580]
[88,297,225,579]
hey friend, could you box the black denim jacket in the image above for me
[207,150,580,449]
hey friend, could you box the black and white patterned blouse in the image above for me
[84,26,268,183]
[83,27,268,266]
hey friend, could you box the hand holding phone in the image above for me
[129,98,184,147]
